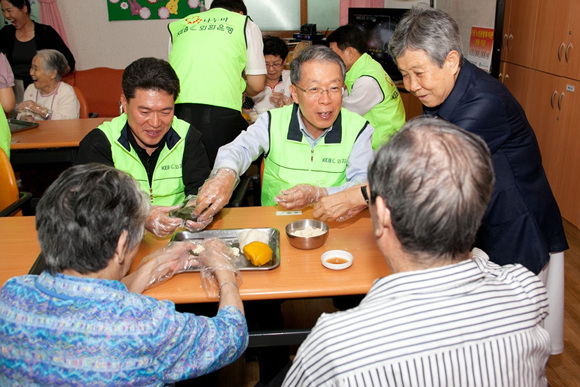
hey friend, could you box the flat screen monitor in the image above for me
[348,7,408,82]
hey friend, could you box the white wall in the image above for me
[438,0,497,55]
[58,0,171,70]
[55,0,496,71]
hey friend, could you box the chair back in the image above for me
[0,148,22,216]
[73,86,89,119]
[63,68,124,117]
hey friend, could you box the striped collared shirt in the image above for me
[283,249,551,387]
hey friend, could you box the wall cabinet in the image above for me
[499,61,531,107]
[532,0,580,80]
[525,72,580,227]
[499,0,580,227]
[500,0,539,67]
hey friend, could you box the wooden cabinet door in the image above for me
[532,0,572,75]
[503,0,539,67]
[525,69,560,181]
[500,0,512,62]
[555,78,580,226]
[500,61,531,107]
[562,0,580,80]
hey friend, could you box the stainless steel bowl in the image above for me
[285,219,329,250]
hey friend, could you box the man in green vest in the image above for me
[194,45,374,222]
[168,0,266,164]
[75,57,210,237]
[327,24,406,150]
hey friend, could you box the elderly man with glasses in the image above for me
[193,44,374,221]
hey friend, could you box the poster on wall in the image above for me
[467,26,494,72]
[107,0,206,21]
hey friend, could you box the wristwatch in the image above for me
[361,185,370,205]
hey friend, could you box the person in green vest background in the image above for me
[168,0,266,165]
[327,24,406,150]
[193,45,374,223]
[0,52,15,159]
[75,57,210,237]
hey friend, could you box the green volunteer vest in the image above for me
[98,115,189,206]
[345,53,406,150]
[169,8,248,111]
[0,103,9,159]
[262,104,368,206]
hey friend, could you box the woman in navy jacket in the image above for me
[389,7,568,275]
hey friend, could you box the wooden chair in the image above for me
[72,86,89,119]
[0,148,32,216]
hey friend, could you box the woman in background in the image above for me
[16,49,78,121]
[0,0,75,102]
[249,35,293,114]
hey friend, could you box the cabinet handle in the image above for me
[551,90,557,109]
[565,43,572,63]
[508,34,513,51]
[504,74,509,84]
[558,43,565,61]
[558,92,564,111]
[499,72,503,82]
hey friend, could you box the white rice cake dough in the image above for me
[238,229,270,250]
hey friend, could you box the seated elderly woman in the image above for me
[249,35,293,114]
[15,49,79,121]
[0,163,247,385]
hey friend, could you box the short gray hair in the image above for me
[368,117,494,263]
[290,45,346,85]
[388,8,464,68]
[36,164,150,275]
[35,49,69,81]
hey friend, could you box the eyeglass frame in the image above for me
[265,61,284,69]
[292,83,344,97]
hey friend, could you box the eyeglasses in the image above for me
[265,62,284,69]
[293,84,343,97]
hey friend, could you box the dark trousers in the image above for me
[175,103,248,166]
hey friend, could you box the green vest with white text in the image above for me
[168,8,248,112]
[98,114,189,206]
[262,104,368,206]
[345,53,405,149]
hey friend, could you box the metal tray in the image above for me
[8,118,39,134]
[172,228,280,271]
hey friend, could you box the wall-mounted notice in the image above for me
[467,26,494,72]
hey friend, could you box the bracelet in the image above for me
[361,185,370,205]
[218,281,239,299]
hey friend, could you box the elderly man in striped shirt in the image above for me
[284,117,551,387]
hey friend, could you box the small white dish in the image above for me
[321,250,354,270]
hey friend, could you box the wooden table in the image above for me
[0,207,390,302]
[137,206,389,303]
[0,216,40,286]
[10,118,106,150]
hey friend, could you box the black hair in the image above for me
[326,25,367,54]
[122,57,180,101]
[263,35,289,61]
[210,0,247,15]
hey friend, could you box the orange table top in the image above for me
[10,118,107,150]
[0,206,390,304]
